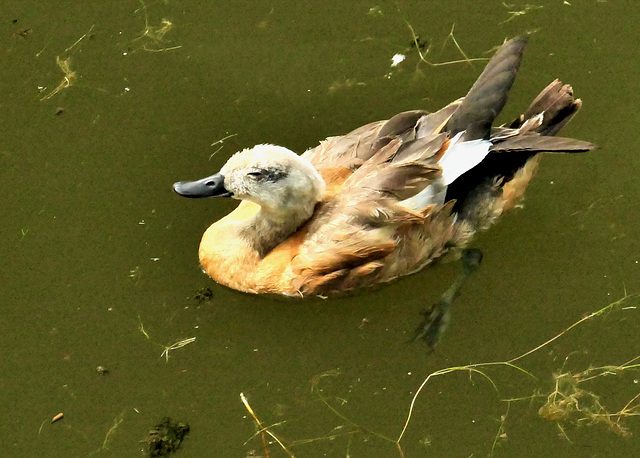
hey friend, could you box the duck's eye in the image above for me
[246,171,265,180]
[246,167,287,182]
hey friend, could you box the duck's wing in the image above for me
[301,120,387,172]
[291,131,454,295]
[287,54,514,295]
[290,37,596,295]
[301,102,463,196]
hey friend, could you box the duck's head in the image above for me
[173,144,326,219]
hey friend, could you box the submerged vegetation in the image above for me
[538,355,640,438]
[239,291,639,457]
[37,0,179,102]
[145,418,190,457]
[194,287,214,304]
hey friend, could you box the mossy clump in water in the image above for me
[194,287,213,304]
[145,417,190,456]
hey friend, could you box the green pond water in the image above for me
[1,1,639,456]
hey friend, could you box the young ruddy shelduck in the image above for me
[173,37,595,297]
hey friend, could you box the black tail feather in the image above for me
[490,135,596,153]
[445,37,528,139]
[512,79,584,136]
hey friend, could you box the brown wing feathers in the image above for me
[291,37,595,295]
[293,136,445,294]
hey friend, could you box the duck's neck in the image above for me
[240,203,317,258]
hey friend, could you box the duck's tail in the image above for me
[445,37,528,141]
[441,37,596,228]
[444,36,595,152]
[489,80,595,154]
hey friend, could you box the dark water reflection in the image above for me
[2,1,639,456]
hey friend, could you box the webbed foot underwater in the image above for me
[173,37,596,297]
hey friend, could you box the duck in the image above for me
[173,37,595,298]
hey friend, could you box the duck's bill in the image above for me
[172,173,233,198]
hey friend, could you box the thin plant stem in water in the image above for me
[396,291,640,445]
[500,2,544,25]
[132,0,181,53]
[40,56,77,101]
[209,133,238,160]
[136,315,195,362]
[101,414,125,451]
[65,24,95,53]
[160,337,196,362]
[238,291,638,456]
[241,392,294,458]
[405,22,489,67]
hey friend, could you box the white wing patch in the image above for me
[439,132,492,185]
[399,178,447,210]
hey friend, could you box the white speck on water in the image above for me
[391,53,405,67]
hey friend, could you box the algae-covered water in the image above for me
[1,1,639,456]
